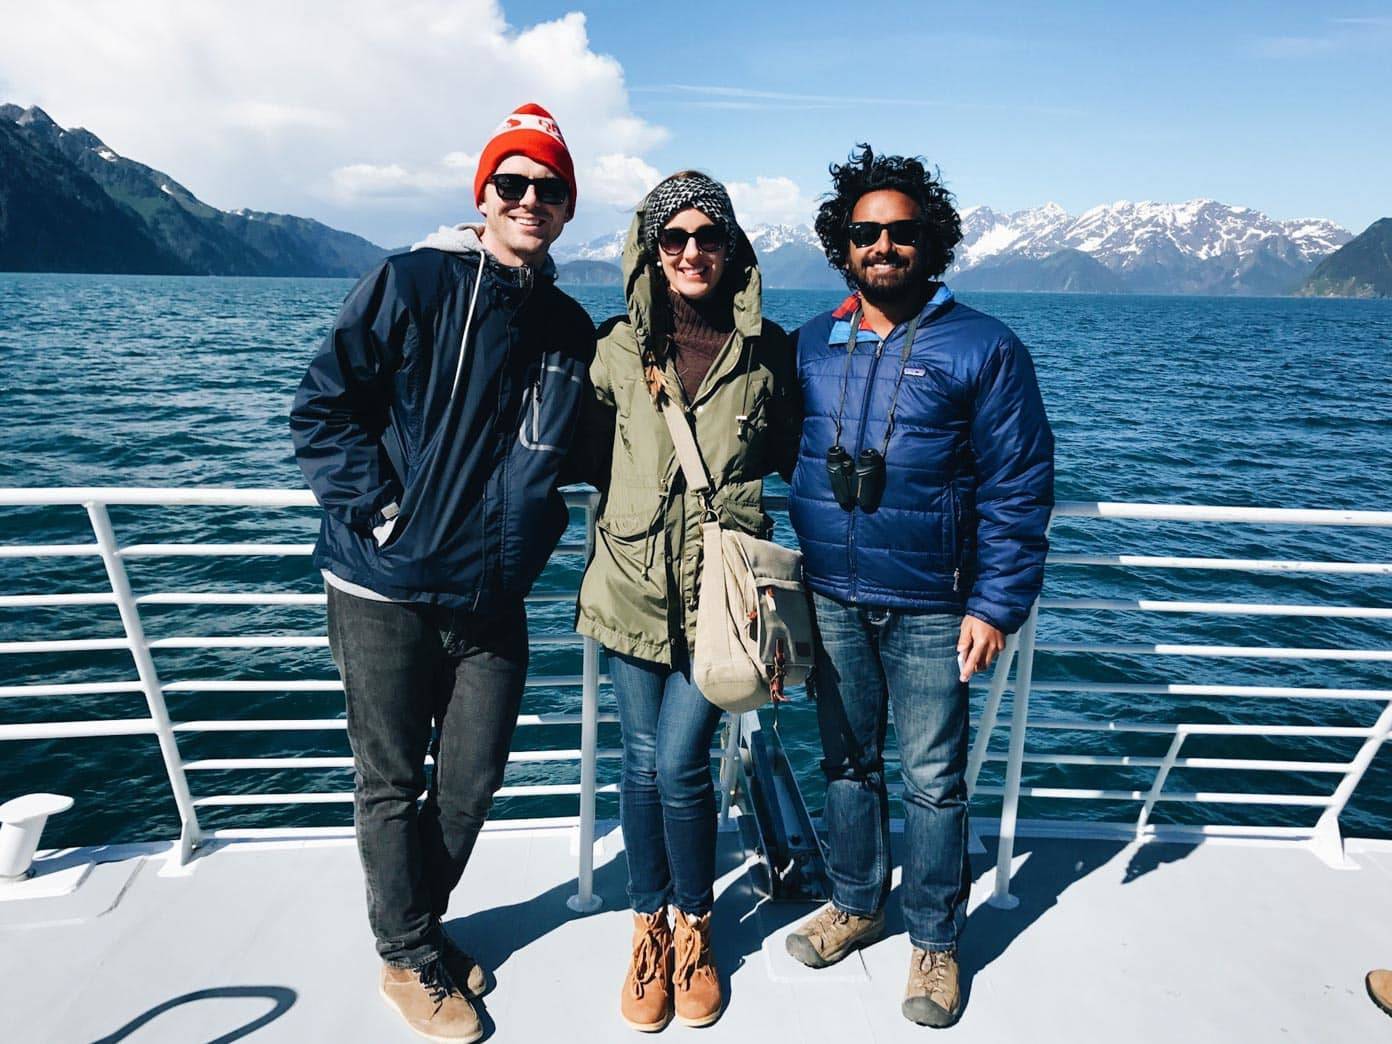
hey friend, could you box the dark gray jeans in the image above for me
[327,584,528,968]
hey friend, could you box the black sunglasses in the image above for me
[656,224,727,256]
[847,219,924,248]
[488,173,570,206]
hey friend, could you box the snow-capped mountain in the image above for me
[952,200,1351,294]
[558,201,1350,294]
[746,224,822,254]
[552,229,626,263]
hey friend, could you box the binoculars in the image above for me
[826,443,887,512]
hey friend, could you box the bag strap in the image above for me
[657,395,717,514]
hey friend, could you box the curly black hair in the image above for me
[814,144,962,280]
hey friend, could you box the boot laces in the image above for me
[629,915,666,998]
[675,915,712,987]
[418,959,460,1013]
[913,949,953,997]
[807,905,851,946]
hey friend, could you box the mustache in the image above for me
[861,252,908,267]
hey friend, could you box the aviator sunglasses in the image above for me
[656,224,728,256]
[488,173,570,206]
[847,219,925,248]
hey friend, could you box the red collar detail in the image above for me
[831,292,860,319]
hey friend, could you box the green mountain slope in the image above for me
[1295,218,1392,298]
[0,117,186,273]
[1,104,387,277]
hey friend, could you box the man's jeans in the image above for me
[609,650,725,916]
[327,584,527,968]
[812,592,972,952]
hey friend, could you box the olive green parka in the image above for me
[575,213,799,665]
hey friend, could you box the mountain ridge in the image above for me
[1294,218,1392,298]
[0,104,388,277]
[556,201,1354,295]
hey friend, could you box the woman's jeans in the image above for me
[328,584,528,968]
[609,649,725,916]
[811,592,972,952]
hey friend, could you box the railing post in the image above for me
[85,501,202,863]
[1136,728,1188,838]
[717,712,743,827]
[568,494,603,914]
[1309,698,1392,870]
[966,632,1019,796]
[989,600,1040,909]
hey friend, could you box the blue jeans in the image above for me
[811,592,971,952]
[328,585,527,968]
[609,650,725,916]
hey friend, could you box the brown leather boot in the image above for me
[672,909,722,1027]
[620,909,673,1032]
[379,959,482,1042]
[1369,969,1392,1018]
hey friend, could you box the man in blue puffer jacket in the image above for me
[290,104,594,1042]
[784,145,1054,1029]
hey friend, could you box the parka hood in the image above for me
[619,210,764,362]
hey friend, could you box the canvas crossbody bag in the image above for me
[657,393,815,713]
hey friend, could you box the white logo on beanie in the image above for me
[492,113,566,145]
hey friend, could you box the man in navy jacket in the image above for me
[783,145,1054,1028]
[290,104,594,1043]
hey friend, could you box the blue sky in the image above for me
[515,0,1391,233]
[1,1,1387,245]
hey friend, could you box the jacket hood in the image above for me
[619,210,764,361]
[411,222,558,281]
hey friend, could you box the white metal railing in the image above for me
[965,501,1392,907]
[1,490,1390,911]
[0,487,611,904]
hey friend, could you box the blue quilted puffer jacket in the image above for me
[788,286,1054,634]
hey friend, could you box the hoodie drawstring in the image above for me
[450,251,486,402]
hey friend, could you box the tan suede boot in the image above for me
[621,909,673,1032]
[672,909,722,1027]
[902,947,962,1028]
[1369,969,1392,1018]
[379,960,482,1042]
[441,934,491,997]
[785,903,886,968]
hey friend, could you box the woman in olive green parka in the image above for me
[576,172,798,1030]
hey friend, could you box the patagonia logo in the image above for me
[903,365,927,377]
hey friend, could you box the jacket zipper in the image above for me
[847,332,890,596]
[949,483,961,593]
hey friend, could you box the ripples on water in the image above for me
[1,274,1390,847]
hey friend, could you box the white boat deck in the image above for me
[3,822,1389,1043]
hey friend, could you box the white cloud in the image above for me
[584,154,661,209]
[328,152,479,203]
[223,101,345,133]
[0,1,667,241]
[725,176,818,228]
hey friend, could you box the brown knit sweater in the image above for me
[667,287,735,401]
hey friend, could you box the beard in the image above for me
[848,250,927,305]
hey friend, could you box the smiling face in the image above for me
[479,154,570,267]
[846,189,925,304]
[657,207,728,301]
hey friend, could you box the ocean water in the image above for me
[1,272,1390,849]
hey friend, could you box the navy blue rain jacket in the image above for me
[788,287,1054,634]
[290,245,596,610]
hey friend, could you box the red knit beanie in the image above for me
[474,103,577,217]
